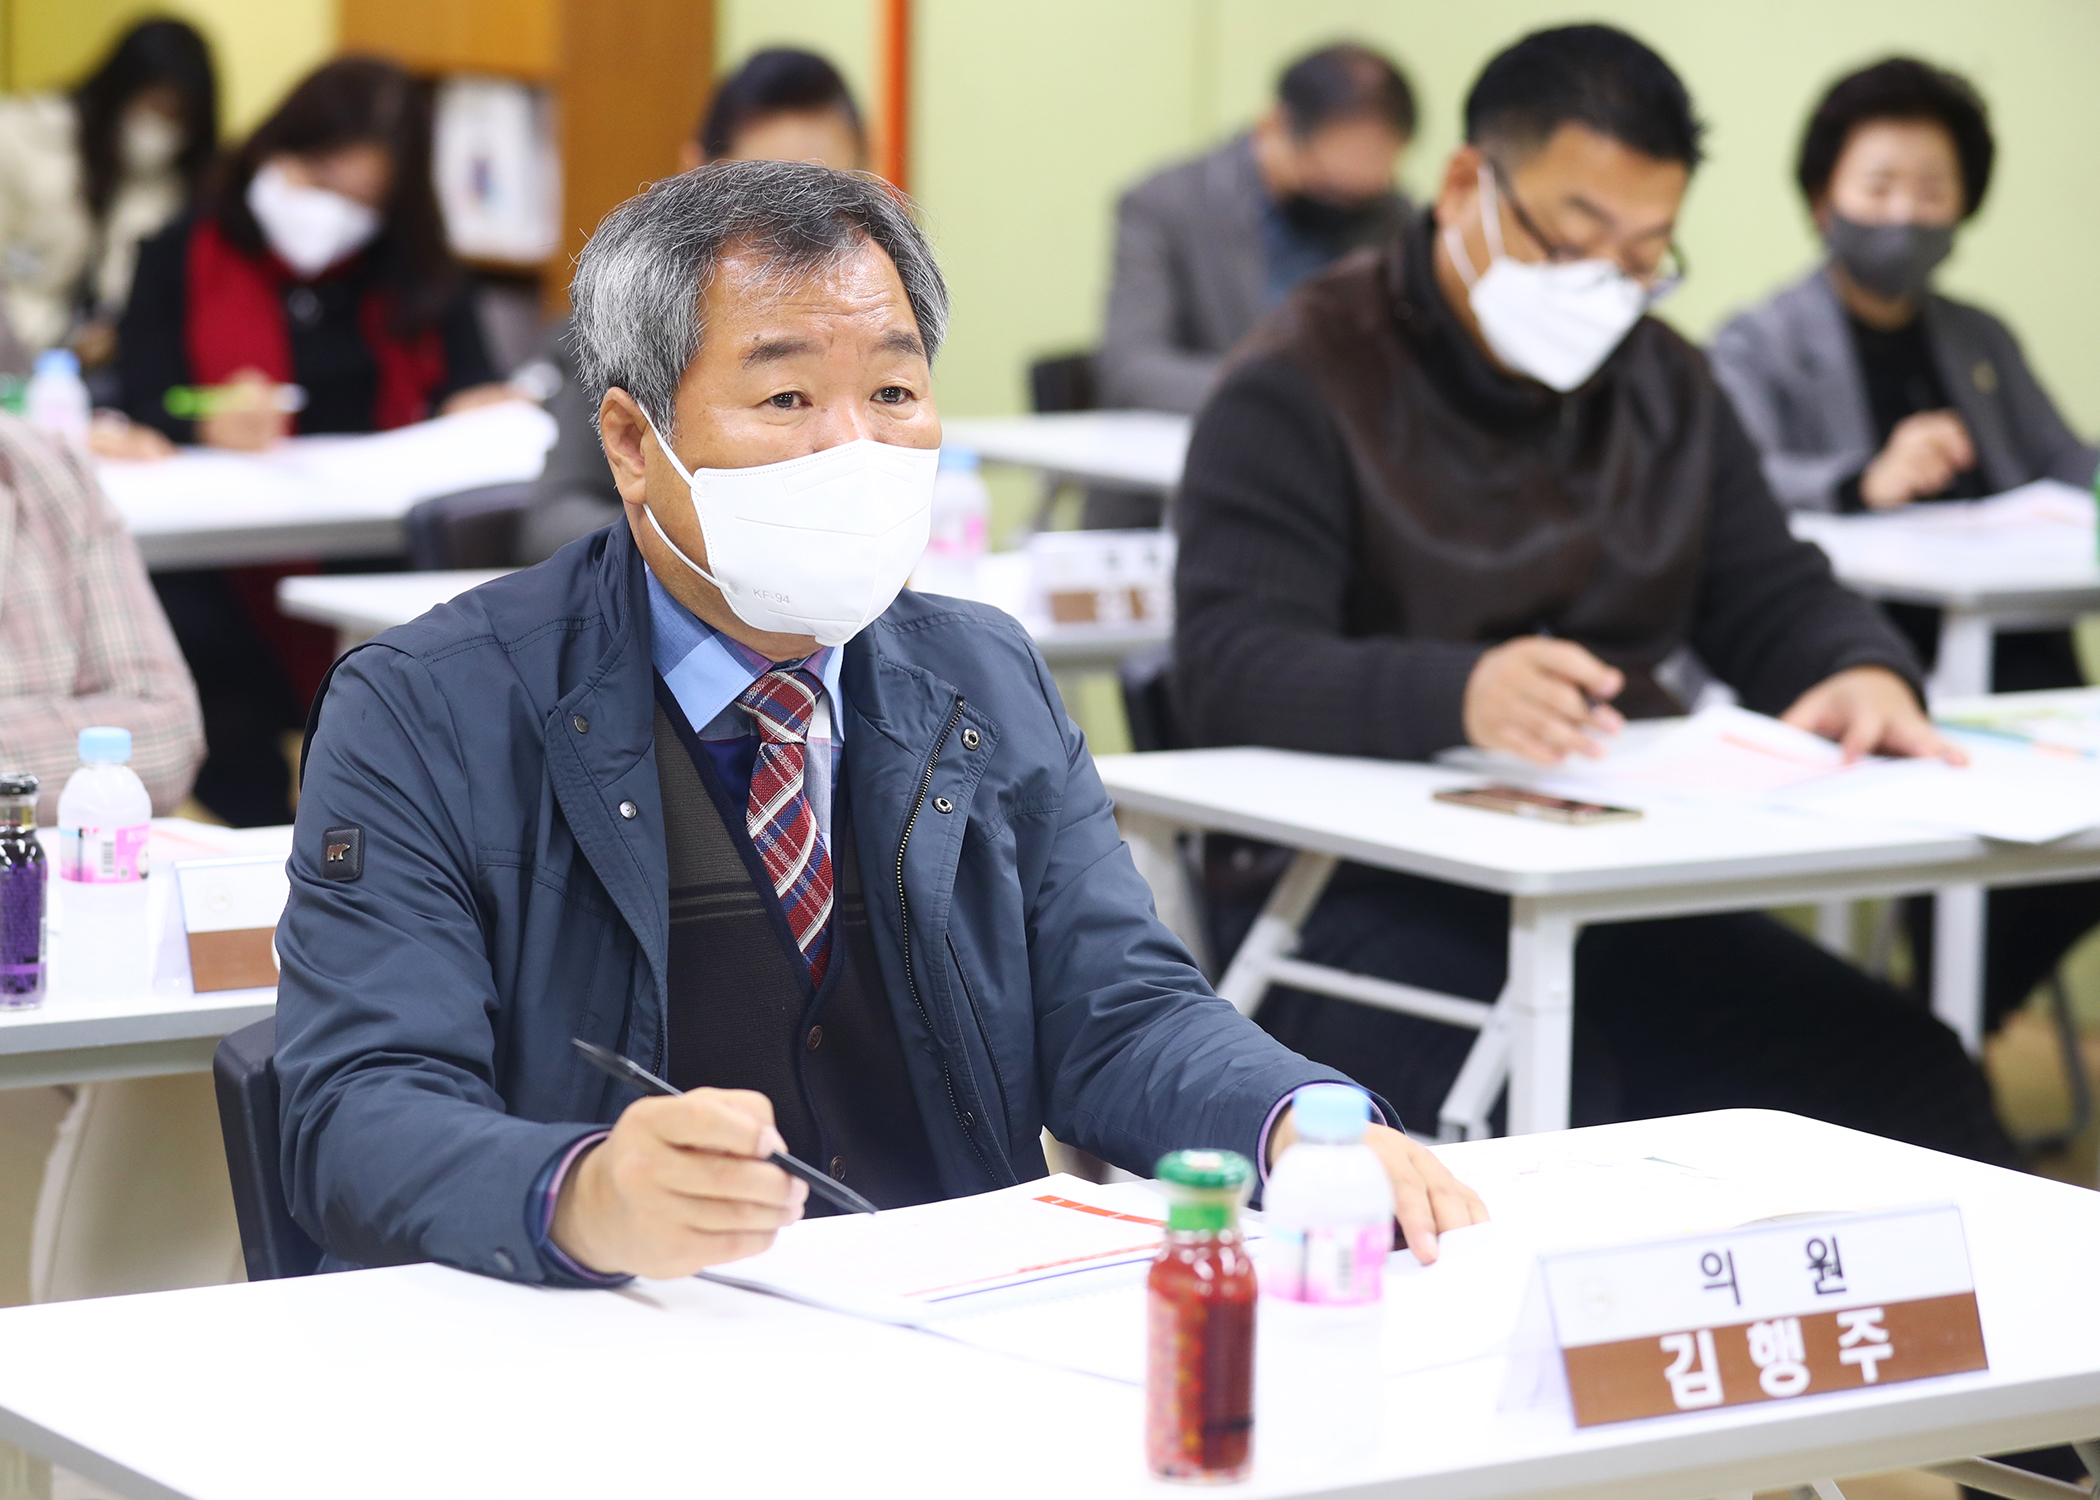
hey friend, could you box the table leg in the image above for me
[1115,810,1211,975]
[1437,997,1511,1142]
[1929,610,1993,704]
[1933,883,1987,1056]
[1813,900,1852,957]
[1506,900,1577,1135]
[1214,851,1337,1017]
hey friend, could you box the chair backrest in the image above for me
[1118,643,1184,753]
[404,481,534,570]
[1028,351,1098,414]
[211,1017,324,1280]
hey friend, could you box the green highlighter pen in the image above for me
[163,382,308,419]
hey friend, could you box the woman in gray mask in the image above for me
[1713,59,2095,536]
[1714,59,2100,1080]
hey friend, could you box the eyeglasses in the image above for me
[1487,160,1686,304]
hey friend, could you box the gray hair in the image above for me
[569,159,949,434]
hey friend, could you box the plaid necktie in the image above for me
[735,668,834,984]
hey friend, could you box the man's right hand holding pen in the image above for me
[550,1087,810,1278]
[1463,635,1627,765]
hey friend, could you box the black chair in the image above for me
[1028,351,1098,414]
[1118,643,1183,754]
[212,1017,324,1280]
[404,481,533,570]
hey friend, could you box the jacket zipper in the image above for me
[896,695,994,1181]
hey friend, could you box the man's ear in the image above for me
[598,388,652,508]
[1433,144,1486,233]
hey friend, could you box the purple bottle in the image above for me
[0,771,47,1008]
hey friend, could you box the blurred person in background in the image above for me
[0,20,217,393]
[1713,59,2100,1049]
[1089,41,1415,528]
[117,57,508,827]
[1712,57,2096,692]
[1171,24,2020,1168]
[518,46,867,564]
[1099,43,1414,412]
[0,412,211,1329]
[0,413,201,819]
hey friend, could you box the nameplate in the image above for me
[1542,1205,1986,1426]
[175,856,289,992]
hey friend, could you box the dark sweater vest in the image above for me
[653,696,943,1214]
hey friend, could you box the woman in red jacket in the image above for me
[118,57,511,825]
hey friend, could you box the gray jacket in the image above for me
[1710,267,2097,511]
[275,520,1367,1284]
[1098,134,1408,414]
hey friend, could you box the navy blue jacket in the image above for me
[275,521,1360,1284]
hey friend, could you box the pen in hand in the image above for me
[569,1038,878,1217]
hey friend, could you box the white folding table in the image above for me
[96,402,556,571]
[1098,704,2100,1139]
[0,1110,2093,1500]
[942,410,1191,495]
[0,822,290,1091]
[277,553,1169,673]
[1791,503,2100,704]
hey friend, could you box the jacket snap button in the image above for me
[829,1155,847,1179]
[933,796,954,814]
[618,800,638,819]
[960,727,981,751]
[962,1110,976,1129]
[805,1025,823,1051]
[572,715,589,734]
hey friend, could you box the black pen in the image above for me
[569,1038,879,1216]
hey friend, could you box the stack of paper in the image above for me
[1521,704,2100,843]
[1793,478,2098,587]
[699,1175,1179,1325]
[700,1174,1530,1387]
[97,401,557,532]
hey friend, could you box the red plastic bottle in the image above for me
[1146,1149,1257,1482]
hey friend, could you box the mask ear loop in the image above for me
[635,404,730,594]
[1441,161,1507,292]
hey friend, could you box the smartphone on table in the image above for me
[1433,783,1642,825]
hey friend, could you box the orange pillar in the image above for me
[875,0,912,191]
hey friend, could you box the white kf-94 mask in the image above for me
[639,407,937,647]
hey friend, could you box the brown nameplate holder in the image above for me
[1535,1205,1986,1427]
[175,856,291,993]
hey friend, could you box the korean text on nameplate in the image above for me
[1540,1204,1985,1427]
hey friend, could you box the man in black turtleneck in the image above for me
[1171,25,2018,1167]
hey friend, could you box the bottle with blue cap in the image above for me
[25,348,91,445]
[1264,1082,1393,1305]
[1259,1082,1392,1470]
[53,727,152,997]
[915,445,990,596]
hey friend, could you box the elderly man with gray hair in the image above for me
[271,161,1483,1286]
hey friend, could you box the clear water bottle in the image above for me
[0,771,47,1009]
[1259,1083,1393,1470]
[917,445,991,596]
[53,727,151,999]
[25,348,91,446]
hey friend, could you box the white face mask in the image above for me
[245,162,381,279]
[638,408,937,648]
[1442,165,1651,393]
[118,108,182,175]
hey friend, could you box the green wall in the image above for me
[3,0,334,132]
[719,0,2100,436]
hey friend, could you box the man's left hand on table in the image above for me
[1267,1109,1489,1265]
[1780,664,1965,764]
